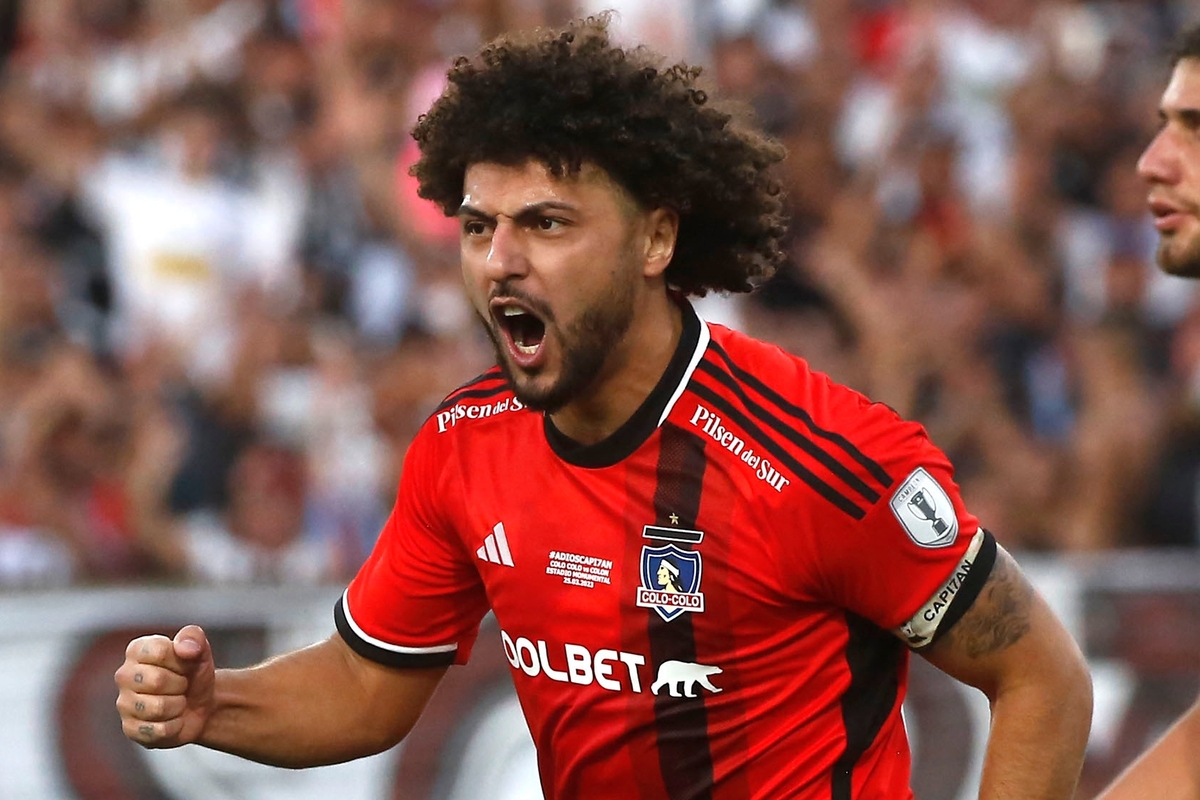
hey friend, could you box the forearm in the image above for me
[977,675,1092,800]
[1098,698,1200,800]
[920,545,1094,800]
[199,637,437,768]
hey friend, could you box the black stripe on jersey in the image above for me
[449,365,505,395]
[697,360,881,505]
[644,525,704,544]
[706,342,893,489]
[647,423,716,800]
[434,376,510,413]
[691,382,867,519]
[831,614,905,800]
[333,598,458,668]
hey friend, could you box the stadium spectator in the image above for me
[0,339,144,586]
[127,420,350,585]
[0,0,1184,571]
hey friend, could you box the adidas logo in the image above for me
[476,522,514,567]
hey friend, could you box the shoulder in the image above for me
[691,324,942,516]
[404,368,536,467]
[419,367,532,436]
[705,323,932,449]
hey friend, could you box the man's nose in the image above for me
[484,217,529,281]
[1138,129,1180,186]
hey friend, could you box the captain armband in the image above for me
[893,528,998,650]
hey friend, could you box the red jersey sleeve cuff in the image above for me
[334,592,459,668]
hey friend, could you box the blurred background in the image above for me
[0,0,1199,798]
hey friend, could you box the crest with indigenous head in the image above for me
[636,524,706,622]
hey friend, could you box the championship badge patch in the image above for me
[890,467,959,548]
[637,536,705,622]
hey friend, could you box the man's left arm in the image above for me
[921,544,1093,800]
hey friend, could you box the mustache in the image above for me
[488,280,556,323]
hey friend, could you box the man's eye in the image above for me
[538,217,564,231]
[463,220,488,236]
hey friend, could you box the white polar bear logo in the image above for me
[651,661,723,698]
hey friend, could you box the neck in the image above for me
[548,292,684,446]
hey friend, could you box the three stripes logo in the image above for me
[476,522,515,567]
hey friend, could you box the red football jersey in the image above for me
[337,301,996,800]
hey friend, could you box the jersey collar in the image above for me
[544,299,710,468]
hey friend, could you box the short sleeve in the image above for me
[812,420,996,648]
[335,430,489,668]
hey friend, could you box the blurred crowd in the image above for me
[0,0,1195,590]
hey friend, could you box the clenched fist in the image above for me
[114,625,215,748]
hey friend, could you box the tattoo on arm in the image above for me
[941,549,1033,659]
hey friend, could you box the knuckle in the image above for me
[162,695,184,718]
[150,696,170,719]
[115,664,138,690]
[126,634,167,662]
[119,691,169,721]
[122,717,152,741]
[126,637,150,660]
[131,668,163,691]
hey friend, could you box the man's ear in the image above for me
[642,208,679,279]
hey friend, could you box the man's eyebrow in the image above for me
[1162,106,1200,128]
[1180,108,1200,128]
[457,203,491,220]
[456,201,578,220]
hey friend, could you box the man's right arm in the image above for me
[1097,696,1200,800]
[115,625,447,768]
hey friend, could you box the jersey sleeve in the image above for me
[335,428,489,668]
[809,416,997,650]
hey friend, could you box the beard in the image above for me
[481,275,638,414]
[1157,230,1200,278]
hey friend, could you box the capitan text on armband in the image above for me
[895,528,986,648]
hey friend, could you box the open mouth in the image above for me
[493,303,547,361]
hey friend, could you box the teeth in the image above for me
[502,306,525,317]
[516,343,538,355]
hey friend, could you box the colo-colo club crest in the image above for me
[637,524,706,622]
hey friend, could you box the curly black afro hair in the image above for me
[411,14,788,296]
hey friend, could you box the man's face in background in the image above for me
[1139,58,1200,277]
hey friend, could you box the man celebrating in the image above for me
[115,16,1092,799]
[1097,22,1200,800]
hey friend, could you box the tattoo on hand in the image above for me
[139,724,155,740]
[135,701,145,713]
[945,549,1033,659]
[134,672,144,684]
